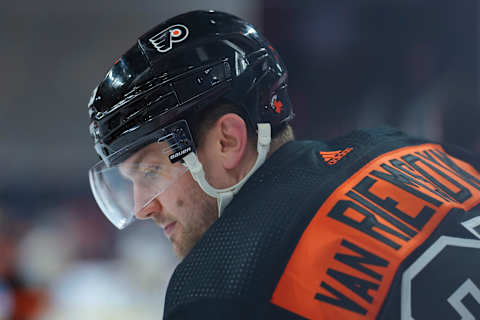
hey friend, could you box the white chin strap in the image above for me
[182,123,271,217]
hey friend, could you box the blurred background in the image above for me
[0,0,478,319]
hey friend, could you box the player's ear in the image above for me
[215,113,248,170]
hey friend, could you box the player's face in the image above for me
[130,143,218,259]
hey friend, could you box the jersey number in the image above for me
[401,216,480,320]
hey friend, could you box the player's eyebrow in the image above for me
[130,151,149,165]
[120,149,150,176]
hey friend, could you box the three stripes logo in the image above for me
[149,24,189,53]
[320,147,353,165]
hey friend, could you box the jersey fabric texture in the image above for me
[163,127,480,320]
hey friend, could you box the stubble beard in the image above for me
[170,184,217,260]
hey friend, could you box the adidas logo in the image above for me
[320,147,353,165]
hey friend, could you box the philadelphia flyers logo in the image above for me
[149,24,189,53]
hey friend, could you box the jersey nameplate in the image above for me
[271,144,480,319]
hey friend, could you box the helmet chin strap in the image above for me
[182,123,271,217]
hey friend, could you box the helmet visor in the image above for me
[89,120,194,229]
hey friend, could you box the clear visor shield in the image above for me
[89,120,194,229]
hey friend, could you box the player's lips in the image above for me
[164,221,177,238]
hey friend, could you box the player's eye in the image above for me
[141,165,163,179]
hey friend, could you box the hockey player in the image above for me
[87,10,480,319]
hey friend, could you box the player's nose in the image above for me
[133,185,162,220]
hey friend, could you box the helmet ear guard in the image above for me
[219,46,293,134]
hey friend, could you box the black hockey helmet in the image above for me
[88,10,293,164]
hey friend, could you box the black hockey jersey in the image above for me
[164,127,480,319]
